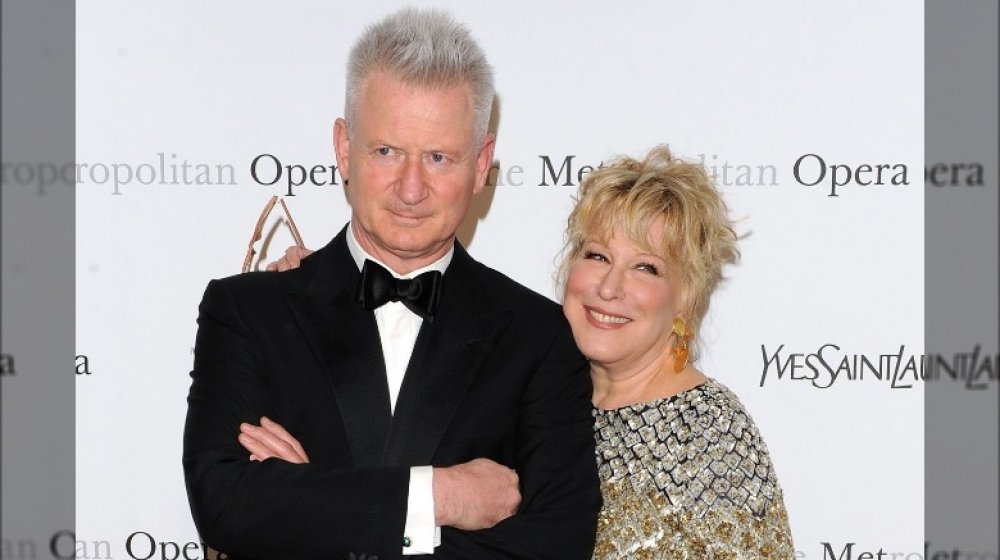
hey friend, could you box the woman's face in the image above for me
[563,227,681,373]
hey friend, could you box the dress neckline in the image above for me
[592,378,716,414]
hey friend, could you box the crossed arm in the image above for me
[238,418,520,531]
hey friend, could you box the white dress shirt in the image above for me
[347,225,448,555]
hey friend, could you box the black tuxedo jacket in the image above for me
[183,227,601,560]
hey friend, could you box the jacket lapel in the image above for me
[383,245,512,466]
[285,228,392,467]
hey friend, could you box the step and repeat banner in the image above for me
[74,2,924,558]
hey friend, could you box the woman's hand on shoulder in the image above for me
[266,246,313,272]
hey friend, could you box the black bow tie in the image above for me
[357,259,444,321]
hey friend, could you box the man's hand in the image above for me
[433,459,520,530]
[238,417,310,463]
[265,246,314,272]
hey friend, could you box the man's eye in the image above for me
[429,153,447,164]
[375,147,396,157]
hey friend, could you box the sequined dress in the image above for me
[592,379,793,559]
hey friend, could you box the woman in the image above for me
[244,145,793,558]
[559,145,792,558]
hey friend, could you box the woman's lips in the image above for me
[584,306,631,329]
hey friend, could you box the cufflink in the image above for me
[402,537,411,548]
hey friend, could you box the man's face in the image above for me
[334,71,494,273]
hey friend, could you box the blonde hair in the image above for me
[559,145,739,360]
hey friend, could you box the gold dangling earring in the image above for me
[670,317,691,373]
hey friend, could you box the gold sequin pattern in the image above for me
[592,379,794,559]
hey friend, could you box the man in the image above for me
[182,8,600,560]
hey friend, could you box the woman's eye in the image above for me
[583,251,607,262]
[636,262,659,275]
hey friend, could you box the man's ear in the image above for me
[473,132,496,195]
[333,118,351,180]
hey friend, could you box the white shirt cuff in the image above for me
[403,466,441,555]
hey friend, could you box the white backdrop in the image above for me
[77,2,924,558]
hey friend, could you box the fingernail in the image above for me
[261,416,271,425]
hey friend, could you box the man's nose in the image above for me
[395,157,429,205]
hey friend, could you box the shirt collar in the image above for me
[346,222,454,279]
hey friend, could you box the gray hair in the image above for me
[345,8,495,143]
